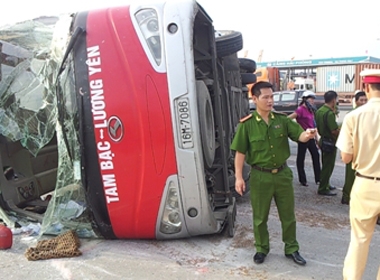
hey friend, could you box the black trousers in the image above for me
[296,139,321,184]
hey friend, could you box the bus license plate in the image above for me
[177,98,193,149]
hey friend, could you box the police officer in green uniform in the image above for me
[231,81,316,265]
[341,91,367,204]
[315,91,340,196]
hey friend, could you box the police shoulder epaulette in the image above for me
[239,114,252,123]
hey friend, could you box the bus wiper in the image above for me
[57,27,84,77]
[56,27,85,162]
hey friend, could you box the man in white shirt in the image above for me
[336,69,380,280]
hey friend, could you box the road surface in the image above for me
[2,108,380,280]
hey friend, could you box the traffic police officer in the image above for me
[231,81,316,265]
[337,69,380,280]
[315,90,340,196]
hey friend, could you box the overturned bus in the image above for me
[0,0,256,239]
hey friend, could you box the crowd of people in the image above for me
[231,69,380,280]
[289,89,368,201]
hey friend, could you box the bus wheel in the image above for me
[239,58,257,73]
[215,30,243,57]
[241,73,256,85]
[196,81,215,169]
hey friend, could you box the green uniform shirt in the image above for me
[230,111,304,168]
[315,105,338,140]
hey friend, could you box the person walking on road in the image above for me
[315,91,340,196]
[231,81,317,266]
[288,91,321,186]
[341,91,367,205]
[336,69,380,280]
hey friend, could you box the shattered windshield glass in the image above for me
[0,17,99,238]
[0,20,56,153]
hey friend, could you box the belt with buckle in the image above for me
[355,172,380,181]
[251,164,287,174]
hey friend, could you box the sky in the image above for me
[1,0,379,62]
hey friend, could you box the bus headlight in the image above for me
[160,182,182,234]
[135,9,162,65]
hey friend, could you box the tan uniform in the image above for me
[336,97,380,280]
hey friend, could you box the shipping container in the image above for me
[248,67,280,97]
[354,63,380,90]
[316,65,356,93]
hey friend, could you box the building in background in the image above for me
[256,56,380,104]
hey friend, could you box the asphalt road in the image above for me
[2,108,379,280]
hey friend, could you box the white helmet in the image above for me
[302,90,316,98]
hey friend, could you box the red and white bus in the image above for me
[0,0,255,239]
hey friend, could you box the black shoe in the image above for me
[300,182,308,187]
[318,190,337,196]
[341,197,349,205]
[285,251,306,266]
[329,185,336,190]
[253,252,266,264]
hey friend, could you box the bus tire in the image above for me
[196,80,215,169]
[239,58,257,73]
[241,73,256,85]
[215,30,243,57]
